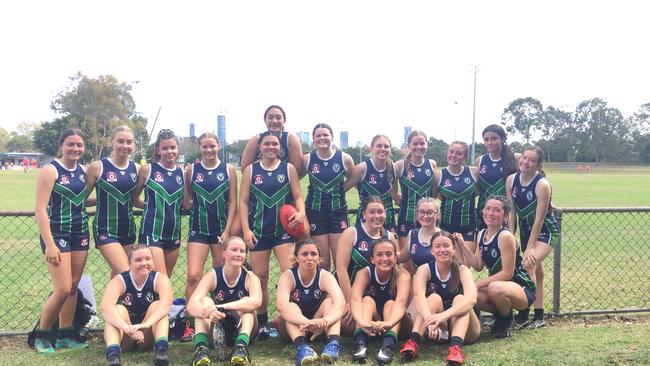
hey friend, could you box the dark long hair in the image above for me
[153,129,179,162]
[482,124,517,177]
[370,238,400,297]
[291,239,322,268]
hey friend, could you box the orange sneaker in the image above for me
[446,344,465,365]
[399,339,419,361]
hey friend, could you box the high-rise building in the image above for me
[189,123,195,139]
[403,126,412,148]
[217,114,226,145]
[297,131,311,145]
[340,131,349,149]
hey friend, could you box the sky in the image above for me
[1,1,648,148]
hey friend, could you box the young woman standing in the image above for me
[301,123,354,270]
[85,126,138,278]
[34,129,90,354]
[240,131,306,340]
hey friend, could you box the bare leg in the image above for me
[99,243,130,279]
[185,242,211,300]
[59,250,88,328]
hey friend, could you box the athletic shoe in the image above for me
[191,345,211,366]
[181,321,195,342]
[494,312,513,339]
[480,315,495,327]
[54,337,89,349]
[212,321,227,361]
[105,353,121,366]
[34,338,55,355]
[230,343,252,366]
[295,345,318,366]
[256,324,271,341]
[153,347,169,366]
[399,339,419,361]
[376,346,394,364]
[513,317,531,331]
[446,345,465,365]
[320,338,340,364]
[352,341,368,363]
[527,318,545,329]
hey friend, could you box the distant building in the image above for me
[217,114,226,145]
[298,131,311,145]
[403,126,412,148]
[189,123,195,138]
[340,131,349,149]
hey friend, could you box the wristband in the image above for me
[216,306,226,313]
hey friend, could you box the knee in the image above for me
[362,296,376,307]
[256,272,269,286]
[487,282,505,299]
[186,271,203,289]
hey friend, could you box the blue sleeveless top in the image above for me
[210,266,249,305]
[48,160,88,235]
[408,228,435,268]
[306,150,347,212]
[438,166,477,228]
[93,158,137,239]
[289,267,326,317]
[478,228,535,290]
[424,260,462,306]
[118,271,160,320]
[511,172,559,238]
[140,163,184,242]
[190,161,231,236]
[363,265,395,310]
[347,220,390,282]
[398,159,435,224]
[357,158,395,227]
[248,161,293,238]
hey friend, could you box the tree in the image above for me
[51,72,136,161]
[6,132,34,152]
[227,139,249,166]
[179,136,200,164]
[501,97,544,144]
[0,127,8,152]
[573,98,627,163]
[628,103,650,163]
[425,137,449,166]
[540,106,573,162]
[131,115,149,162]
[33,117,72,156]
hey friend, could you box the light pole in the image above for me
[470,65,478,163]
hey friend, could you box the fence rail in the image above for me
[0,207,648,333]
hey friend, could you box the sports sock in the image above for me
[154,337,169,351]
[327,335,340,343]
[257,312,268,326]
[235,333,250,346]
[193,332,209,348]
[517,308,530,321]
[353,328,369,345]
[449,336,464,348]
[106,344,121,358]
[381,330,397,350]
[409,332,422,344]
[534,308,544,320]
[293,335,307,349]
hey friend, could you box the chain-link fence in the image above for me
[0,208,648,333]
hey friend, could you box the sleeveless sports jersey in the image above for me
[189,161,230,236]
[289,267,326,317]
[438,166,477,229]
[347,220,391,282]
[478,228,535,290]
[363,265,395,311]
[408,228,435,268]
[93,158,137,239]
[424,260,462,306]
[398,160,434,225]
[357,158,395,228]
[118,270,160,322]
[256,131,290,162]
[477,154,506,214]
[210,266,249,305]
[140,163,184,242]
[306,150,347,212]
[511,172,560,245]
[48,160,88,235]
[248,161,293,238]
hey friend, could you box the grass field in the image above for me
[0,165,649,365]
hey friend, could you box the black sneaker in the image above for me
[352,341,368,363]
[153,347,169,366]
[494,312,513,338]
[106,353,121,366]
[376,346,394,364]
[191,345,211,366]
[231,344,251,366]
[527,318,545,329]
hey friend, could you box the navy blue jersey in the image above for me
[347,221,391,283]
[424,260,462,306]
[189,161,230,236]
[477,154,507,214]
[118,271,160,321]
[140,163,184,243]
[93,158,137,239]
[511,172,560,246]
[398,160,434,225]
[438,166,477,229]
[256,131,290,162]
[357,158,396,229]
[478,228,535,290]
[407,228,435,268]
[210,266,249,305]
[248,161,293,238]
[289,267,326,317]
[306,150,347,212]
[363,265,395,311]
[47,160,89,235]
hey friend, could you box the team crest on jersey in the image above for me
[526,191,534,201]
[122,293,132,306]
[120,170,125,175]
[215,290,225,301]
[443,179,452,188]
[137,292,142,298]
[464,177,471,184]
[254,175,263,185]
[333,163,341,173]
[145,292,154,302]
[277,174,286,183]
[81,238,88,247]
[314,289,322,299]
[340,221,348,229]
[366,286,376,297]
[154,172,164,182]
[282,232,291,240]
[311,224,316,231]
[167,171,173,176]
[130,173,137,182]
[428,283,436,294]
[100,234,108,241]
[237,290,246,298]
[480,165,487,174]
[369,175,377,184]
[311,164,320,174]
[59,175,70,185]
[291,289,301,301]
[410,244,417,254]
[217,173,225,181]
[79,174,85,182]
[441,282,447,289]
[425,169,432,176]
[303,289,310,295]
[359,241,369,251]
[59,238,67,247]
[491,248,498,258]
[196,173,204,183]
[176,176,183,185]
[107,171,117,182]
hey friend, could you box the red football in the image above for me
[279,204,309,240]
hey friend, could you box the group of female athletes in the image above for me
[33,104,560,366]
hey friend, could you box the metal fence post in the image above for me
[552,209,562,315]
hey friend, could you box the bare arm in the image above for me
[239,166,256,248]
[381,268,411,329]
[505,174,516,233]
[35,166,59,264]
[182,164,193,211]
[287,163,307,228]
[476,231,517,289]
[350,267,371,328]
[431,169,441,199]
[139,273,173,328]
[240,136,259,174]
[84,160,101,207]
[396,230,412,264]
[298,153,310,180]
[276,270,309,326]
[221,164,239,241]
[454,232,483,271]
[287,132,304,174]
[101,276,129,331]
[319,271,346,325]
[335,227,356,302]
[132,164,150,209]
[344,162,366,192]
[186,271,217,318]
[392,160,403,205]
[413,265,433,319]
